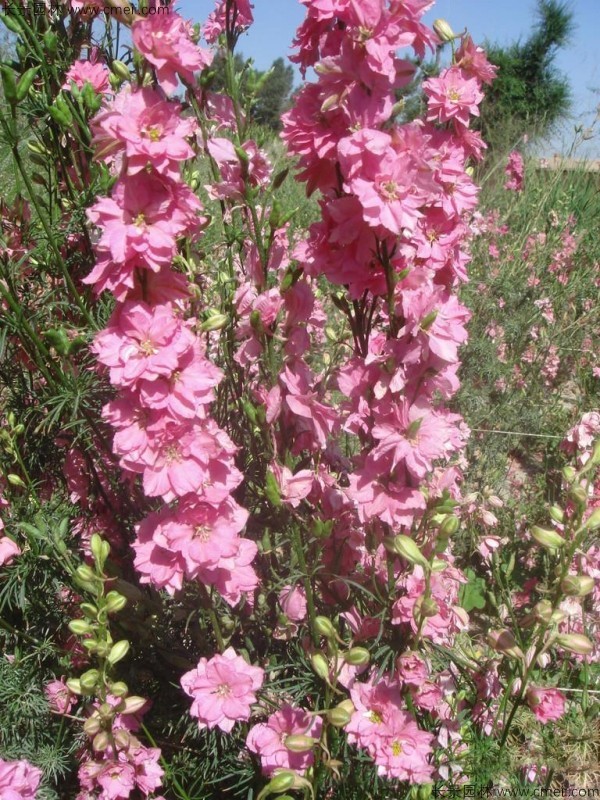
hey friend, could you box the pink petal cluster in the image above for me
[246,705,323,776]
[0,535,21,566]
[0,758,42,800]
[346,674,435,782]
[526,687,566,723]
[181,647,264,732]
[132,10,212,95]
[504,150,525,192]
[63,59,111,94]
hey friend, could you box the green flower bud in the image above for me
[105,591,127,614]
[584,508,600,531]
[111,60,131,82]
[267,771,296,793]
[555,633,593,655]
[83,715,101,736]
[393,535,429,568]
[314,616,336,639]
[66,678,83,695]
[560,575,595,597]
[487,629,524,660]
[93,732,111,752]
[531,526,565,550]
[110,681,129,697]
[439,515,460,537]
[343,647,370,666]
[121,696,147,715]
[549,505,564,523]
[7,474,25,487]
[327,706,352,727]
[433,18,455,42]
[107,640,130,666]
[69,619,94,636]
[80,669,100,691]
[310,653,330,681]
[284,734,315,753]
[200,313,228,332]
[569,486,588,508]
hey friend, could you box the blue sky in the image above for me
[178,0,600,156]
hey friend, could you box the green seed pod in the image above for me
[327,706,352,727]
[439,515,460,537]
[16,67,39,102]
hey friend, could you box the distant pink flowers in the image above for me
[505,151,525,192]
[0,758,42,799]
[181,648,264,732]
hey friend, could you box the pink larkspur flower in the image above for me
[527,687,566,723]
[180,647,264,733]
[63,60,110,94]
[246,705,323,776]
[132,11,212,95]
[0,758,42,799]
[278,584,307,622]
[0,536,21,566]
[45,677,76,715]
[424,67,484,127]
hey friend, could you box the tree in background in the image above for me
[209,54,294,130]
[479,0,574,150]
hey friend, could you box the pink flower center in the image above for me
[216,683,231,697]
[447,88,462,103]
[164,444,182,464]
[139,339,156,356]
[378,180,400,202]
[194,524,210,542]
[145,126,162,142]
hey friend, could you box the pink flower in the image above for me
[424,67,484,127]
[180,647,264,733]
[278,584,307,622]
[132,11,212,95]
[527,687,566,723]
[92,302,194,389]
[63,59,110,94]
[0,758,42,799]
[203,0,254,43]
[45,677,76,715]
[505,151,525,192]
[0,536,21,566]
[246,705,323,776]
[397,653,428,688]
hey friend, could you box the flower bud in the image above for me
[590,441,600,466]
[121,696,147,715]
[110,681,129,697]
[107,640,130,665]
[267,771,296,793]
[440,515,460,537]
[420,598,440,618]
[533,600,553,623]
[537,652,550,668]
[284,734,315,753]
[562,466,576,483]
[569,486,588,508]
[531,526,565,550]
[555,633,594,655]
[343,647,370,666]
[393,535,429,568]
[200,313,228,332]
[66,679,83,695]
[93,732,111,752]
[69,619,93,636]
[433,18,455,42]
[311,653,330,682]
[560,575,595,597]
[105,591,127,614]
[111,60,131,82]
[75,564,97,584]
[83,715,101,736]
[7,474,25,487]
[488,629,524,660]
[584,508,600,531]
[418,786,434,800]
[327,706,352,727]
[80,669,100,691]
[549,505,564,523]
[510,678,522,696]
[314,616,336,639]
